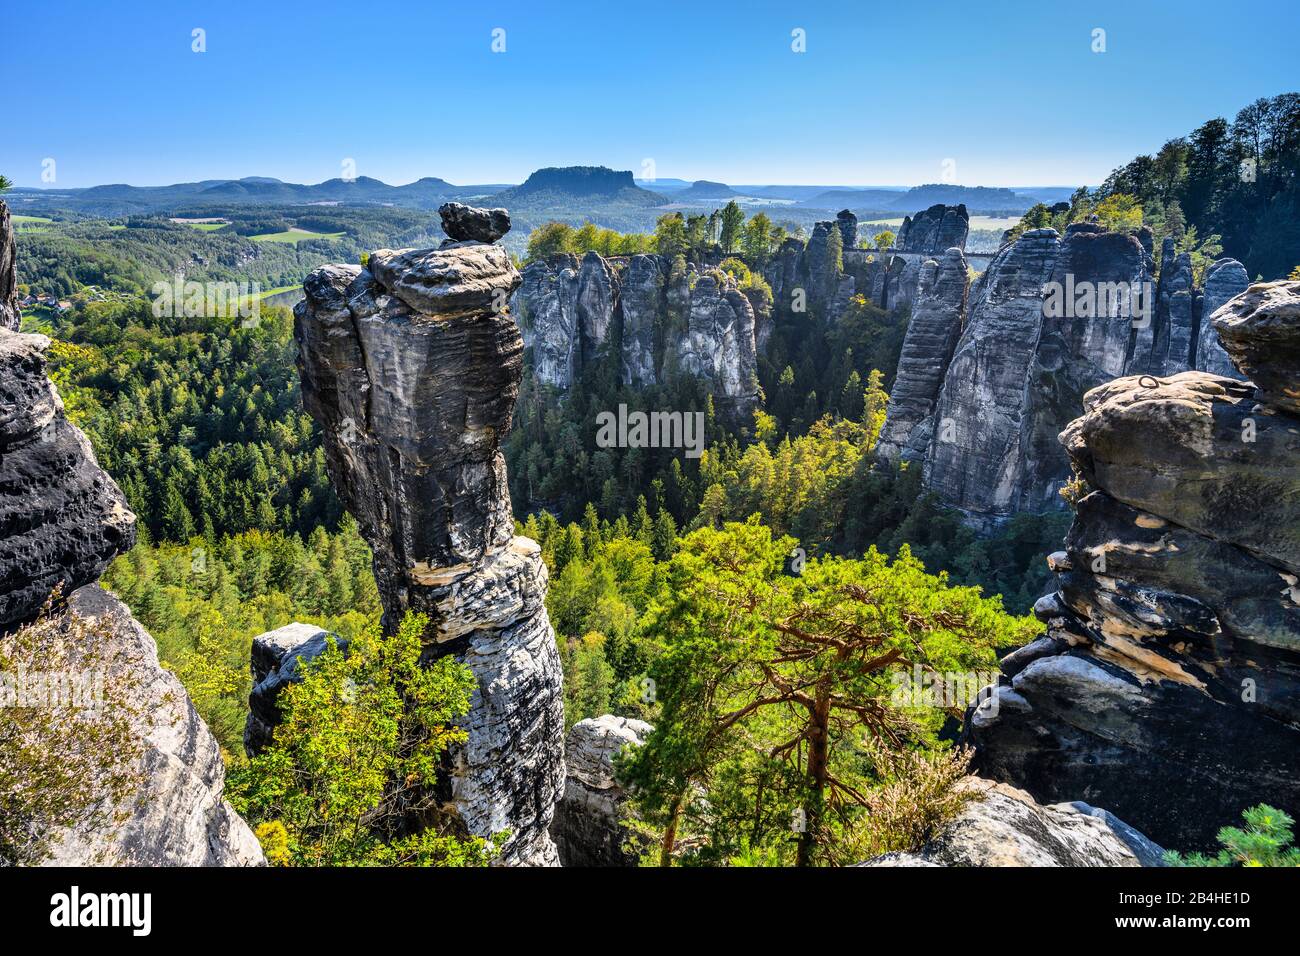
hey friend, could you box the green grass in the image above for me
[862,217,905,227]
[249,227,345,244]
[12,215,53,228]
[189,222,228,232]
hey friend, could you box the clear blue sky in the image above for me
[6,0,1297,189]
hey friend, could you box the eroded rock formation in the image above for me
[969,281,1300,849]
[515,252,760,419]
[36,586,264,866]
[897,203,970,255]
[876,248,970,464]
[0,200,18,331]
[550,714,651,867]
[294,215,566,865]
[1195,258,1250,378]
[881,221,1245,529]
[244,622,338,755]
[0,213,258,863]
[0,331,136,628]
[861,777,1163,867]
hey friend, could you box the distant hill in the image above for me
[10,176,505,216]
[491,167,663,207]
[635,178,692,193]
[668,180,738,201]
[800,183,1039,214]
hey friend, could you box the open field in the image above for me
[249,227,345,244]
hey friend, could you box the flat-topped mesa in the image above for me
[969,280,1300,849]
[293,207,566,866]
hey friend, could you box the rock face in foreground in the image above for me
[0,213,258,866]
[0,200,18,331]
[861,777,1163,867]
[970,281,1300,849]
[0,330,136,629]
[294,215,566,865]
[38,586,264,866]
[550,714,651,867]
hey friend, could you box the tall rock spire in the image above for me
[0,200,19,331]
[293,205,565,865]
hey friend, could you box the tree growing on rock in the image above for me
[227,611,501,866]
[620,519,1038,866]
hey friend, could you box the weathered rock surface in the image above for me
[550,714,652,867]
[244,622,340,755]
[0,211,258,867]
[678,273,759,417]
[438,201,510,243]
[920,227,1063,527]
[861,777,1163,867]
[876,249,969,464]
[515,252,759,418]
[900,223,1216,528]
[970,281,1300,849]
[295,212,566,865]
[0,201,18,331]
[1195,258,1250,378]
[1212,280,1300,414]
[836,208,858,251]
[37,586,264,866]
[0,330,136,628]
[897,203,969,255]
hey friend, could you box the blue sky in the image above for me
[6,0,1297,189]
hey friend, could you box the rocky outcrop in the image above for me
[36,586,264,866]
[861,777,1163,867]
[294,212,566,865]
[969,282,1300,849]
[0,237,258,864]
[897,203,969,255]
[1195,258,1250,378]
[894,221,1226,529]
[619,254,663,386]
[876,249,969,464]
[0,331,136,628]
[677,273,759,418]
[244,622,339,755]
[919,227,1065,527]
[836,209,858,251]
[803,220,843,316]
[439,201,509,243]
[550,714,652,867]
[0,201,18,331]
[515,252,760,418]
[1212,280,1300,414]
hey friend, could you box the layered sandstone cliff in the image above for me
[881,222,1251,529]
[294,206,565,865]
[515,252,760,419]
[969,281,1300,849]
